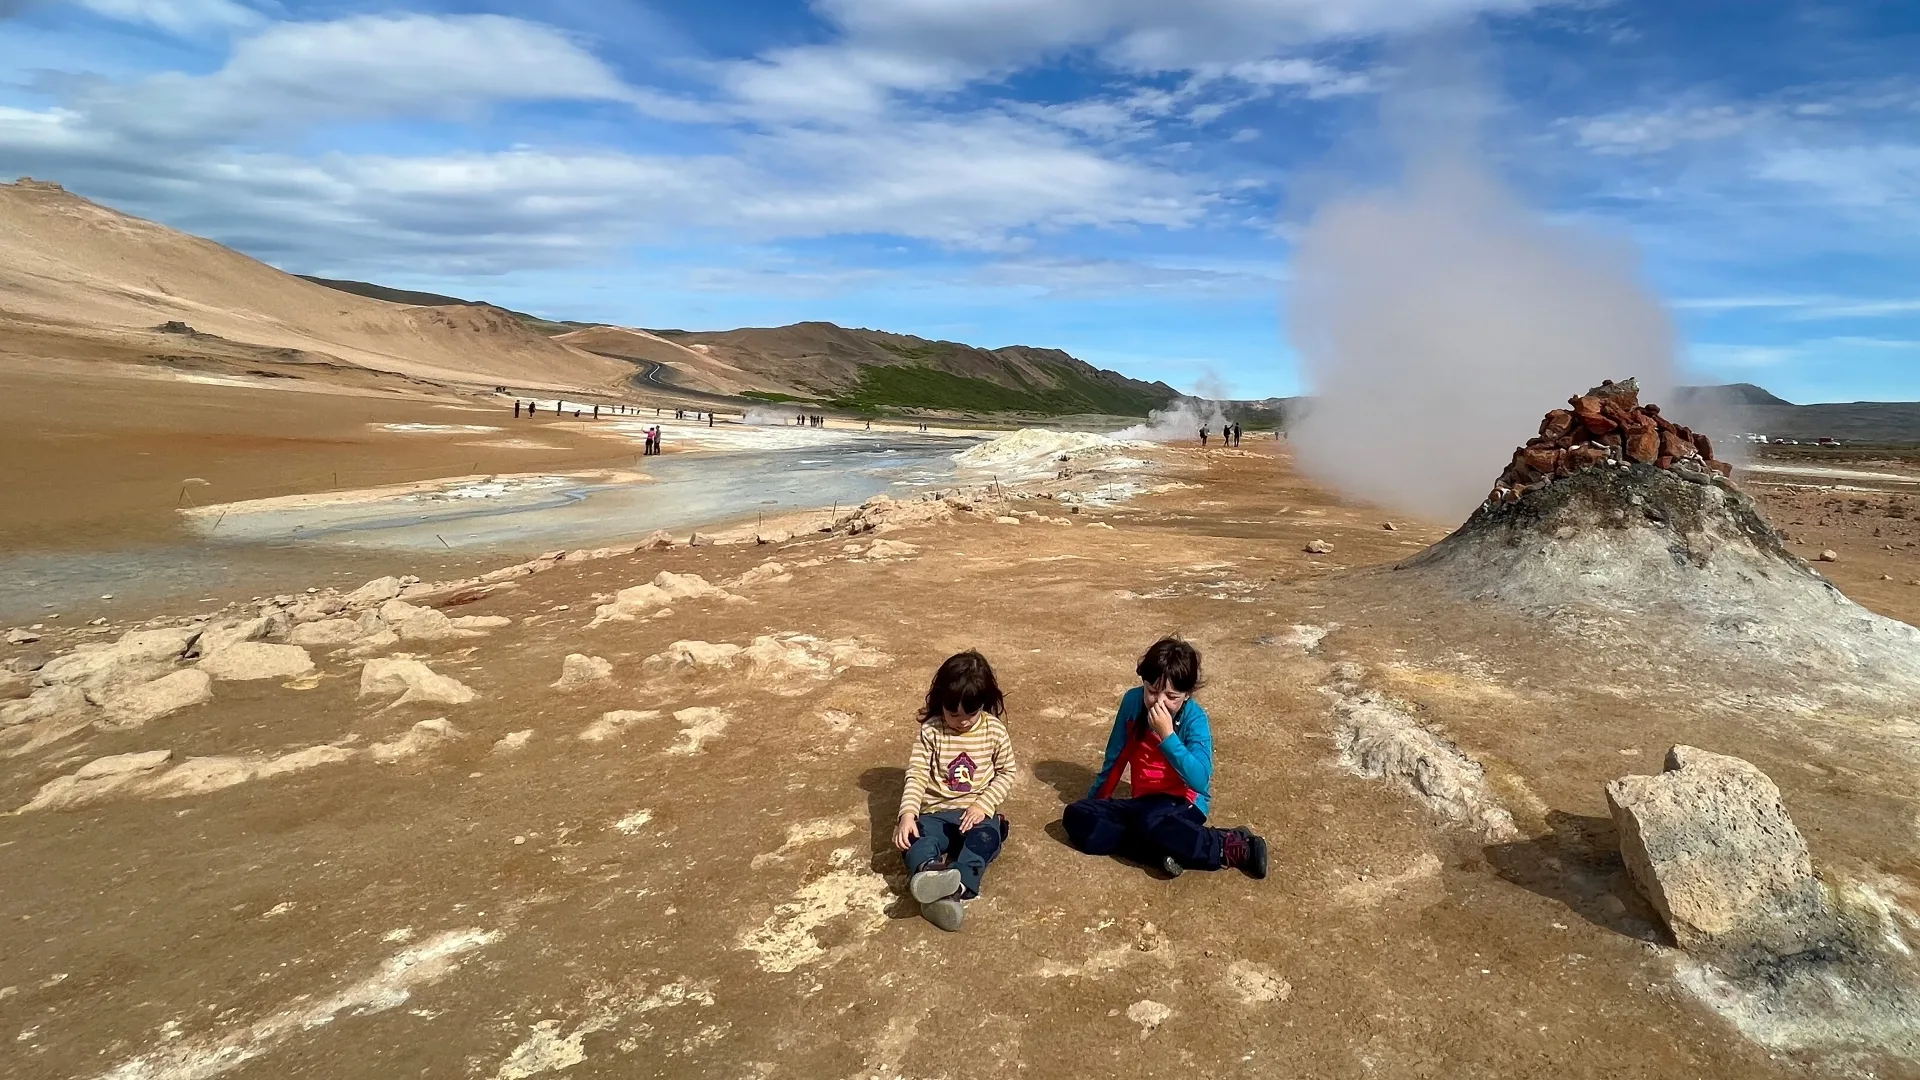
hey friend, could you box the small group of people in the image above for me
[641,426,663,455]
[893,637,1266,932]
[512,400,640,419]
[1198,422,1244,448]
[793,413,827,427]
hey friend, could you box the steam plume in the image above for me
[1286,36,1677,522]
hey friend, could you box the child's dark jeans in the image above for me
[902,811,1008,898]
[1062,793,1224,870]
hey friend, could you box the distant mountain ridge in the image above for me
[301,277,1179,416]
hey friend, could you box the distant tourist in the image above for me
[1199,425,1210,447]
[1062,637,1268,881]
[513,401,521,418]
[894,650,1016,932]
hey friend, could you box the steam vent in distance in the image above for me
[1401,377,1920,705]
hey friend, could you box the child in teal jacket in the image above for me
[1063,637,1267,878]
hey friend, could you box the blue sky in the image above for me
[1,0,1916,402]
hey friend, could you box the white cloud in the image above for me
[75,0,259,33]
[1757,143,1920,210]
[68,14,649,143]
[1210,57,1373,98]
[818,0,1547,71]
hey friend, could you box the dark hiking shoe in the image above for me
[1160,854,1185,878]
[909,868,963,905]
[1224,826,1269,879]
[922,896,966,932]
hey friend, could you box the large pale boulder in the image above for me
[551,653,614,691]
[35,628,200,693]
[196,642,314,681]
[0,684,92,728]
[1606,745,1828,953]
[99,669,213,727]
[449,615,511,630]
[187,617,272,658]
[344,576,404,607]
[16,749,173,813]
[289,618,364,647]
[359,659,476,706]
[378,600,481,642]
[589,573,741,627]
[370,718,464,763]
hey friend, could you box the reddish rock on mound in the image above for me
[1489,378,1731,505]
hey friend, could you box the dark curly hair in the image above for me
[1136,636,1202,694]
[921,650,1006,723]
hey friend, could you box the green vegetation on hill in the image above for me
[829,362,1172,416]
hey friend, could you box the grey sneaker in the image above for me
[1161,855,1185,878]
[909,868,963,905]
[922,896,966,932]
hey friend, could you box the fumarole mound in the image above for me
[1401,379,1920,702]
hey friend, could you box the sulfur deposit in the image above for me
[1488,378,1729,506]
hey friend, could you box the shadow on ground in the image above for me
[1484,809,1666,943]
[858,765,916,919]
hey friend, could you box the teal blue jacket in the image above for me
[1086,687,1214,816]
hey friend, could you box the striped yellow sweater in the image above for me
[898,714,1017,818]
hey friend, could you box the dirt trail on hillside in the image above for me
[6,441,1920,1079]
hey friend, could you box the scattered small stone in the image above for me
[100,594,113,601]
[1304,539,1334,554]
[88,618,106,627]
[5,629,39,645]
[1818,549,1838,562]
[511,835,527,846]
[1381,522,1397,531]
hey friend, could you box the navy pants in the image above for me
[902,811,1007,899]
[1063,794,1223,871]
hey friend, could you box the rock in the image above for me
[588,572,741,627]
[1606,745,1828,953]
[1086,522,1115,530]
[344,576,404,606]
[865,540,919,559]
[668,707,730,755]
[35,628,200,693]
[0,684,92,728]
[644,634,888,695]
[359,659,476,706]
[378,600,482,642]
[17,749,173,813]
[142,745,356,800]
[551,653,613,691]
[196,642,314,682]
[994,516,1021,525]
[1381,522,1397,531]
[1818,549,1839,563]
[491,730,534,754]
[5,628,39,645]
[449,615,511,630]
[1538,409,1576,441]
[98,669,213,727]
[639,529,677,550]
[1304,539,1334,554]
[287,595,347,623]
[578,709,659,742]
[730,562,791,588]
[289,618,364,647]
[370,718,464,763]
[346,629,401,657]
[188,616,272,658]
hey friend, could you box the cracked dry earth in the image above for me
[7,445,1920,1079]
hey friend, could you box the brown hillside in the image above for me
[0,178,632,392]
[653,320,1178,411]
